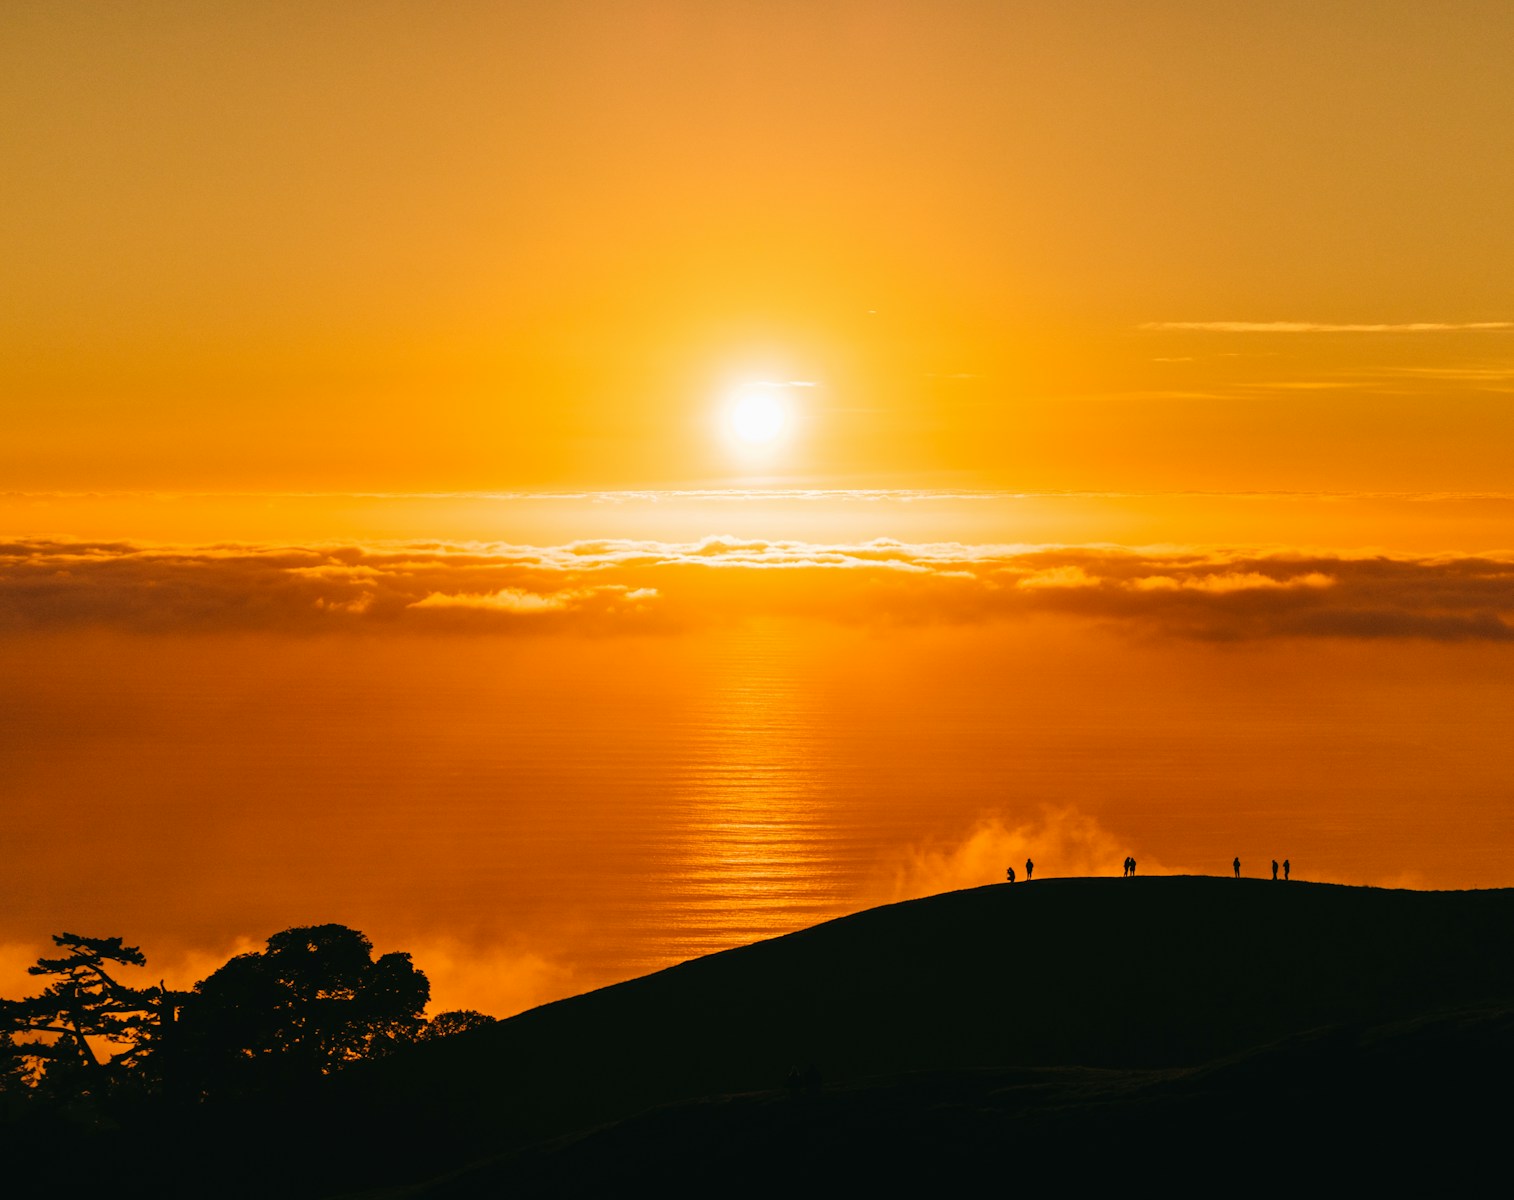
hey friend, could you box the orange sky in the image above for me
[5,4,1514,1018]
[5,1,1514,493]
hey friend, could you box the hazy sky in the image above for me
[6,1,1514,492]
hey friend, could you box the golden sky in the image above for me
[6,4,1514,1018]
[6,1,1514,493]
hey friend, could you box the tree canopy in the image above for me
[181,923,430,1095]
[1,924,487,1112]
[418,1009,499,1041]
[0,933,164,1097]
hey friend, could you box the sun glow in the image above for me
[724,383,791,449]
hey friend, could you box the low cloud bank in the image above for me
[3,537,1513,642]
[881,809,1187,902]
[405,937,575,1019]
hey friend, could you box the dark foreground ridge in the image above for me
[375,1006,1514,1197]
[12,877,1514,1195]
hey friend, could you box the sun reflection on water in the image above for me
[648,625,850,965]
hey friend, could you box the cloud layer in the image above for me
[3,537,1514,642]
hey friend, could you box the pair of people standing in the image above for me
[1235,859,1295,877]
[1122,856,1137,876]
[1233,857,1291,879]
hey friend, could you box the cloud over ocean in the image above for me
[4,537,1513,642]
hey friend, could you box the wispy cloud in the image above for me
[1365,364,1514,383]
[1141,321,1513,333]
[410,584,657,614]
[4,538,1514,642]
[1232,381,1365,390]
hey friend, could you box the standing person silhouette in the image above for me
[1025,858,1034,881]
[1129,858,1137,876]
[1233,856,1241,878]
[1271,859,1279,881]
[1284,859,1291,880]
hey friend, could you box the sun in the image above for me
[723,382,791,449]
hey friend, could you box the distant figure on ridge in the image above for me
[1005,866,1016,884]
[1122,856,1132,877]
[1025,858,1034,881]
[1233,856,1241,878]
[1130,858,1137,876]
[1271,859,1279,881]
[1284,859,1291,880]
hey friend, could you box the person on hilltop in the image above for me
[1025,858,1034,881]
[1122,856,1131,877]
[1272,859,1279,881]
[1005,866,1016,884]
[1233,856,1241,878]
[1130,858,1137,876]
[1284,859,1291,880]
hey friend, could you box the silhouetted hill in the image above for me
[322,878,1513,1176]
[366,1002,1514,1196]
[10,878,1514,1196]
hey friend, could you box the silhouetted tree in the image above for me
[0,1032,37,1124]
[0,1032,33,1092]
[418,1009,498,1041]
[180,924,428,1096]
[0,933,164,1099]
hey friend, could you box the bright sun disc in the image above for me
[727,384,788,446]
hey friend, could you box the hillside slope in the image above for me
[373,1003,1514,1196]
[300,877,1514,1195]
[16,877,1510,1197]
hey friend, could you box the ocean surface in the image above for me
[6,489,1514,1013]
[6,614,1513,1015]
